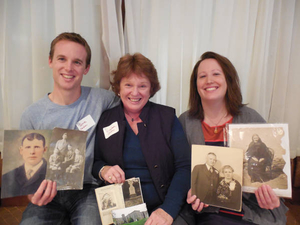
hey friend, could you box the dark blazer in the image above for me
[93,101,191,203]
[1,158,47,198]
[191,164,219,204]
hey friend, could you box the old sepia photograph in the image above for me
[228,123,291,197]
[1,130,52,198]
[191,145,244,211]
[122,177,143,207]
[95,177,146,225]
[112,203,148,225]
[45,127,88,190]
[96,183,124,225]
[1,128,88,198]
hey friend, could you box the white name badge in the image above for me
[103,121,119,139]
[76,115,96,131]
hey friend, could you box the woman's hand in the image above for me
[101,165,125,184]
[145,208,173,225]
[28,180,57,206]
[186,189,209,212]
[255,184,280,209]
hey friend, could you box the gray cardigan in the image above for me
[179,106,265,146]
[179,106,288,225]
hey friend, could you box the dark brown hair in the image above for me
[49,32,91,68]
[21,133,46,147]
[111,53,161,97]
[188,51,243,120]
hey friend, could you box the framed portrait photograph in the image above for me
[227,123,291,198]
[191,145,244,212]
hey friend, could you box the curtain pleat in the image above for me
[0,0,299,157]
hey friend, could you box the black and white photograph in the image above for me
[45,127,88,190]
[95,177,146,225]
[112,203,149,225]
[1,130,52,198]
[95,183,125,225]
[228,123,291,198]
[122,177,143,207]
[101,192,117,211]
[191,145,244,211]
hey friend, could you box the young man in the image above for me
[2,132,47,198]
[19,32,118,224]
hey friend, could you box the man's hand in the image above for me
[28,180,57,206]
[145,208,173,225]
[186,189,209,212]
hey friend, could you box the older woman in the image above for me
[92,53,191,225]
[179,51,288,225]
[216,165,242,211]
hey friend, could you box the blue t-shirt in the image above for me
[20,86,119,184]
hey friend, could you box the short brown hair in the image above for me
[21,133,46,147]
[207,152,217,158]
[188,51,243,120]
[49,32,91,68]
[111,53,161,97]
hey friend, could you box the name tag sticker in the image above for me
[76,115,96,131]
[103,122,119,139]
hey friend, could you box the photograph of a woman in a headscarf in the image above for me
[229,124,290,197]
[246,134,274,183]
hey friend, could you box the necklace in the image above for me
[205,113,228,134]
[125,112,140,122]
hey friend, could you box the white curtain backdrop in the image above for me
[0,0,124,153]
[1,0,300,157]
[123,0,300,158]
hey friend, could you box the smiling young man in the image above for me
[2,133,47,198]
[19,32,118,225]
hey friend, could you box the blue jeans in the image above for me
[196,213,256,225]
[20,184,101,225]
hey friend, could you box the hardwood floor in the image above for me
[0,206,26,225]
[285,199,300,225]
